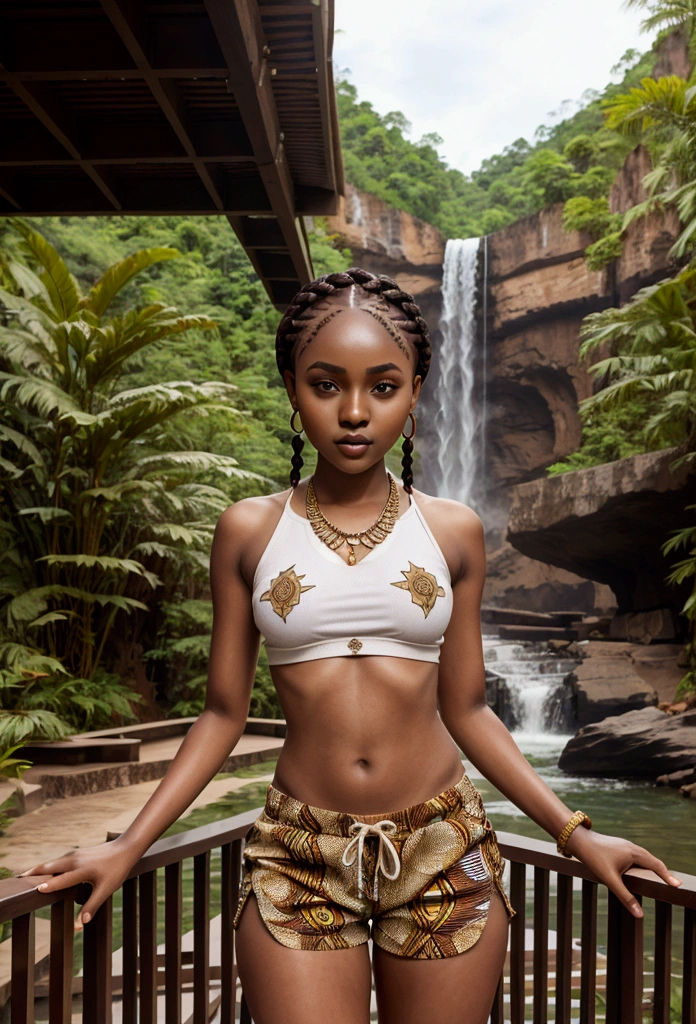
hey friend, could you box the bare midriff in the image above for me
[269,654,464,816]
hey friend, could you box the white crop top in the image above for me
[252,487,453,665]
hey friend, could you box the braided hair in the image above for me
[276,268,431,493]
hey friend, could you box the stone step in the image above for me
[497,625,579,642]
[482,607,585,628]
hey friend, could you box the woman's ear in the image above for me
[283,369,297,407]
[410,374,422,410]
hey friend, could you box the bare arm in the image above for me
[436,504,681,918]
[19,499,262,926]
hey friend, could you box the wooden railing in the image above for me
[0,816,693,1023]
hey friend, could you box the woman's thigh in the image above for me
[235,893,373,1024]
[372,890,509,1024]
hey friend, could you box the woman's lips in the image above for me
[335,440,372,458]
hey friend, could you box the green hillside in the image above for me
[337,44,659,238]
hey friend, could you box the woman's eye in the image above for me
[374,381,397,394]
[312,380,338,392]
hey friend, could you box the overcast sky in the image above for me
[333,0,648,175]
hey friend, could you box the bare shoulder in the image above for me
[212,490,290,565]
[410,488,485,582]
[411,487,483,537]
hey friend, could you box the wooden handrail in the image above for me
[497,830,696,909]
[1,819,693,923]
[1,812,694,1024]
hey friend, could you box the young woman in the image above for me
[20,269,681,1024]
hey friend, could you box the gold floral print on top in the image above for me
[391,561,446,618]
[260,565,315,622]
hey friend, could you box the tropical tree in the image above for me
[0,220,264,738]
[626,0,696,60]
[662,512,696,694]
[578,265,696,462]
[602,74,696,258]
[578,268,696,692]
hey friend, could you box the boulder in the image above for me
[656,766,696,787]
[609,608,677,643]
[485,669,521,731]
[558,707,696,777]
[561,647,658,727]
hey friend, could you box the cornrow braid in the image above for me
[275,268,432,383]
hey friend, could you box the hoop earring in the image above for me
[401,413,416,494]
[289,408,304,489]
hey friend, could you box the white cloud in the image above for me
[334,0,647,174]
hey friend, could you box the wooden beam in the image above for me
[96,0,226,212]
[310,0,337,196]
[0,69,230,82]
[0,183,21,210]
[2,76,122,210]
[205,0,313,285]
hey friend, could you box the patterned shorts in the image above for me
[233,770,515,958]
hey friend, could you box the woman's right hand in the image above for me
[18,836,140,930]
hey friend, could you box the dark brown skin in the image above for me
[19,304,682,1023]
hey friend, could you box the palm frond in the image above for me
[81,247,179,317]
[12,220,82,321]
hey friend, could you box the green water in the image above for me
[470,741,696,877]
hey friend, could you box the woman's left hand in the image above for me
[564,827,681,918]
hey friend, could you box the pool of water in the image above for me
[470,728,696,876]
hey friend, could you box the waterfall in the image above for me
[484,638,577,756]
[430,237,482,509]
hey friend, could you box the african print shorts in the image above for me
[232,770,516,958]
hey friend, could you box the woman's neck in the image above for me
[310,456,391,509]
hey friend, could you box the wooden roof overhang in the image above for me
[0,0,345,307]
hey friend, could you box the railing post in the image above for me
[49,897,74,1024]
[221,839,242,1024]
[83,894,113,1024]
[579,880,597,1024]
[606,891,622,1024]
[684,907,696,1024]
[533,867,550,1024]
[509,860,526,1024]
[193,850,210,1024]
[139,870,159,1024]
[653,900,672,1024]
[606,890,644,1024]
[165,861,183,1024]
[122,877,138,1024]
[11,911,35,1024]
[620,896,643,1024]
[555,874,573,1024]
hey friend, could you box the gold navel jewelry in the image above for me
[306,473,400,566]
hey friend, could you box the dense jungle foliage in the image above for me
[3,0,696,737]
[0,217,351,738]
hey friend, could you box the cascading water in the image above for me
[430,237,483,509]
[484,637,578,756]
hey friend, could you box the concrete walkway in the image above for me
[0,734,281,874]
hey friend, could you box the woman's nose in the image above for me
[339,390,369,427]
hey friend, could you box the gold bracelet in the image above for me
[556,811,592,857]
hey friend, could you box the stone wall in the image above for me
[323,182,445,330]
[481,147,681,612]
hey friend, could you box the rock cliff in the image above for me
[323,34,688,615]
[507,447,695,617]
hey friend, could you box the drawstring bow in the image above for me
[341,819,401,901]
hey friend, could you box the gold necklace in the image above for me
[306,473,401,565]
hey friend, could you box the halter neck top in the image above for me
[251,485,453,665]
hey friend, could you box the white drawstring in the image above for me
[341,819,401,900]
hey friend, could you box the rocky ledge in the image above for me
[506,447,695,615]
[558,706,696,777]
